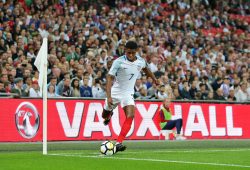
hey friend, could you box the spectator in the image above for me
[206,91,214,100]
[92,79,105,98]
[173,88,182,100]
[195,91,202,100]
[156,85,168,100]
[181,81,191,99]
[66,45,79,62]
[136,87,151,100]
[227,87,237,102]
[71,78,81,97]
[80,71,93,87]
[95,70,105,85]
[214,88,226,101]
[47,76,59,95]
[29,80,40,97]
[209,68,218,84]
[147,83,158,99]
[158,98,186,140]
[0,81,6,94]
[141,75,148,89]
[235,83,249,102]
[58,73,70,95]
[154,64,165,79]
[48,85,60,98]
[75,69,83,82]
[22,76,32,95]
[212,77,223,92]
[11,78,27,97]
[116,42,125,57]
[203,76,213,92]
[80,77,93,97]
[144,77,153,89]
[0,74,8,83]
[220,76,231,98]
[189,81,198,99]
[61,77,73,97]
[148,57,158,73]
[200,83,208,100]
[4,81,11,94]
[99,50,108,67]
[134,79,144,97]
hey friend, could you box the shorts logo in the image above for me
[15,102,40,139]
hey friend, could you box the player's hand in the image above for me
[107,97,113,109]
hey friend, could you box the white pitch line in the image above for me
[48,153,250,168]
[122,148,250,154]
[53,148,250,155]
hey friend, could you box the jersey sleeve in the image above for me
[108,59,121,76]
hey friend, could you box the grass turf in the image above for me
[0,140,250,170]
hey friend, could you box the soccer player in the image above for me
[159,98,186,140]
[102,40,159,152]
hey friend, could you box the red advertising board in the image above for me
[0,99,249,142]
[0,99,42,142]
[173,102,249,139]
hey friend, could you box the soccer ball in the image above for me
[100,141,116,156]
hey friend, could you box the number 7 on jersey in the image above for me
[129,74,134,80]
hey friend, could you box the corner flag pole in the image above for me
[34,37,48,155]
[43,49,48,155]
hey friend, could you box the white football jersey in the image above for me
[109,55,147,95]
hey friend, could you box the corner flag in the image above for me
[34,37,48,155]
[34,38,48,96]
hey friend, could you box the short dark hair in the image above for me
[50,75,57,80]
[199,83,205,87]
[216,77,222,82]
[125,41,138,49]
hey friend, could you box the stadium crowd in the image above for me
[0,0,249,102]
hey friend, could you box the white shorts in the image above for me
[104,94,135,111]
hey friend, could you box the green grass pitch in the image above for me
[0,140,250,170]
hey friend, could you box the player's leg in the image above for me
[116,105,134,152]
[102,109,113,125]
[175,119,186,140]
[163,120,178,140]
[115,95,135,152]
[163,120,176,131]
[175,118,183,134]
[164,119,185,140]
[102,97,118,125]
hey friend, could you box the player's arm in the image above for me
[142,67,160,85]
[106,74,114,109]
[106,59,120,108]
[159,109,168,123]
[106,74,114,99]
